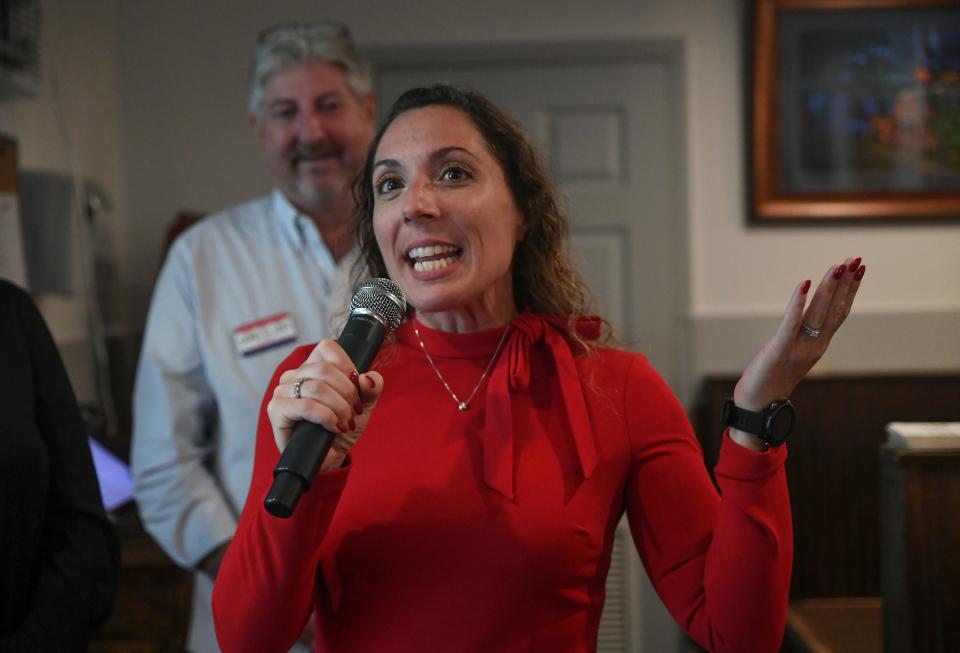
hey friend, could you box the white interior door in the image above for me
[372,41,689,653]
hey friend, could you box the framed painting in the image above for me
[752,0,960,221]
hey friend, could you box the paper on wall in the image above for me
[0,191,27,287]
[886,422,960,450]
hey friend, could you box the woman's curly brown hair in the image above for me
[353,84,610,345]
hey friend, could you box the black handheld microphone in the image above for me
[264,278,406,518]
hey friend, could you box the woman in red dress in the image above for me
[213,85,865,653]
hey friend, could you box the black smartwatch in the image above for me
[721,398,795,447]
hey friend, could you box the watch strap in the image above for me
[726,403,767,435]
[722,397,795,446]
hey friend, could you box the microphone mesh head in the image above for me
[351,278,407,332]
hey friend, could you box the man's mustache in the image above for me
[291,141,342,165]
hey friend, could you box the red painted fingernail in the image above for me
[349,371,360,390]
[365,375,376,389]
[348,418,357,432]
[855,265,866,280]
[354,401,364,415]
[801,279,811,294]
[833,264,846,279]
[336,421,348,433]
[851,257,861,270]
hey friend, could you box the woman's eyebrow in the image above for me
[372,158,400,173]
[373,145,480,173]
[431,146,477,162]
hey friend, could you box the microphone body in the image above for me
[264,280,405,518]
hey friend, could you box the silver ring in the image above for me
[800,322,822,338]
[292,377,306,399]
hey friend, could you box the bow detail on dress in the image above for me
[484,314,602,500]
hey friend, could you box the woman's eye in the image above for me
[375,177,403,195]
[440,165,470,182]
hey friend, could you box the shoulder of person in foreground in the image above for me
[0,279,120,650]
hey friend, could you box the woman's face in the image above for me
[371,105,524,330]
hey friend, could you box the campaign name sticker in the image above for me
[233,312,297,357]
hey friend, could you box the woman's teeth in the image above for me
[413,257,457,272]
[408,244,457,258]
[408,244,460,272]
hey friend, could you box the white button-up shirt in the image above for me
[132,190,355,652]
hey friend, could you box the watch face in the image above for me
[766,403,795,444]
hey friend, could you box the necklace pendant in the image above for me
[413,322,511,418]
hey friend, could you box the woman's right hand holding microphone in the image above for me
[268,339,384,472]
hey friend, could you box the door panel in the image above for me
[376,55,683,380]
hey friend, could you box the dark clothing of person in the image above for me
[0,280,119,652]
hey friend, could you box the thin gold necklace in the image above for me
[412,322,511,412]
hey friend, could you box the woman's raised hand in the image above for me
[268,339,384,471]
[731,256,866,445]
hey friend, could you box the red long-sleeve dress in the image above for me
[212,314,792,653]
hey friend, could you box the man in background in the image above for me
[131,23,376,652]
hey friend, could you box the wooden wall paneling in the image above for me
[0,134,16,192]
[695,374,960,600]
[881,448,960,651]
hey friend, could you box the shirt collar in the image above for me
[271,189,307,253]
[270,189,361,275]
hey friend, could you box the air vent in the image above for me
[0,0,41,97]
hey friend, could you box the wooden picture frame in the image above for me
[751,0,960,221]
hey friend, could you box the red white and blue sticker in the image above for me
[233,312,297,357]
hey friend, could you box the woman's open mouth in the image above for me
[407,244,463,272]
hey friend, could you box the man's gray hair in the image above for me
[248,22,372,116]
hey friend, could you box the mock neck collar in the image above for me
[396,312,603,501]
[396,317,510,359]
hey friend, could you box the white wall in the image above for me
[4,1,956,650]
[682,2,960,383]
[2,0,955,436]
[1,0,124,403]
[3,0,955,449]
[112,8,959,647]
[114,0,960,383]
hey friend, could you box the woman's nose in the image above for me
[402,180,439,223]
